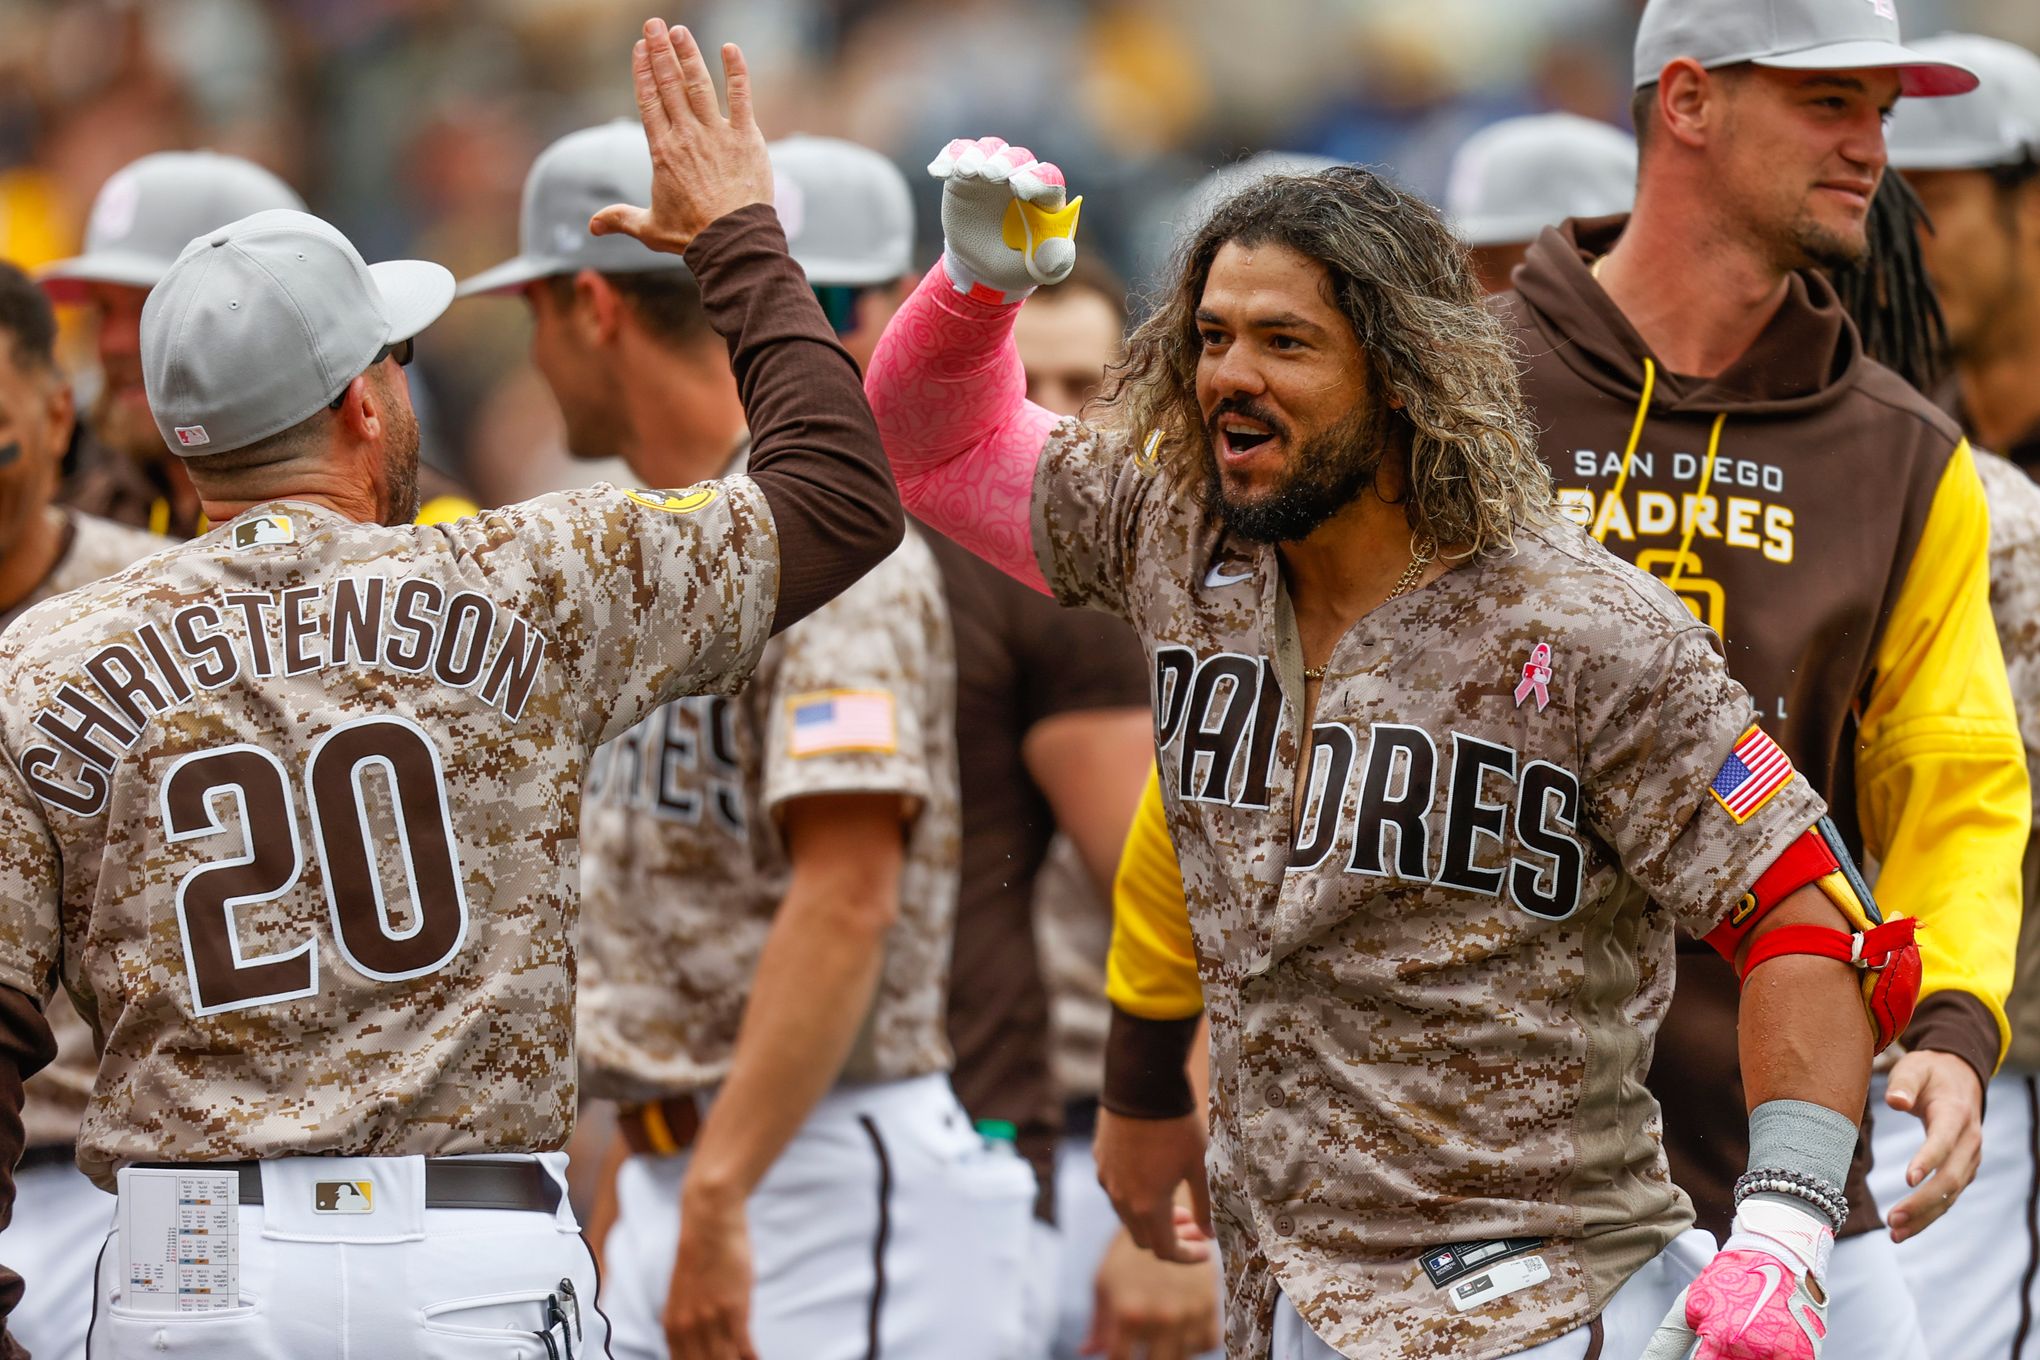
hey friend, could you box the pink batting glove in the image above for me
[1640,1200,1831,1360]
[928,135,1082,304]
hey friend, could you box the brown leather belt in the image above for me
[618,1096,702,1158]
[136,1158,561,1212]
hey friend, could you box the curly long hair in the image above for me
[1094,165,1552,557]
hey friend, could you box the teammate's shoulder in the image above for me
[1848,356,1967,451]
[69,510,176,568]
[1972,447,2040,547]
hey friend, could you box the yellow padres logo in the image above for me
[625,487,718,514]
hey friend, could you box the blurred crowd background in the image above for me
[4,0,2032,500]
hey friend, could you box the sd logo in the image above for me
[625,487,719,515]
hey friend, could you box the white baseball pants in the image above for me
[85,1152,601,1359]
[1270,1229,1714,1360]
[4,1154,111,1360]
[1872,1068,2038,1360]
[602,1072,1036,1359]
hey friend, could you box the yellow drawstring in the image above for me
[1596,357,1656,543]
[1666,412,1727,594]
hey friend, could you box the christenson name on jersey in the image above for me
[18,579,551,817]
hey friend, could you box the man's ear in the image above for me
[1658,58,1720,152]
[574,269,624,346]
[335,369,385,446]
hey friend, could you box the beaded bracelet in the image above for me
[1733,1168,1849,1232]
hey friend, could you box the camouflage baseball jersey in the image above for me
[1031,419,1827,1360]
[0,484,779,1186]
[1973,451,2040,1071]
[1,510,170,1150]
[578,529,958,1101]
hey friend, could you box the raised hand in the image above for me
[591,18,772,255]
[929,135,1082,304]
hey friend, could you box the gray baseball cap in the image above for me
[458,120,682,298]
[1888,34,2040,170]
[768,136,915,286]
[142,209,454,457]
[1447,115,1637,246]
[1634,0,1978,97]
[38,151,306,304]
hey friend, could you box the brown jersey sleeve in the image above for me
[684,204,902,633]
[0,984,58,1345]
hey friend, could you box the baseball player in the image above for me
[0,261,167,1360]
[36,151,306,539]
[1492,3,2024,1353]
[1868,37,2040,1358]
[1442,113,1637,294]
[462,121,1035,1357]
[36,150,475,535]
[864,132,1922,1359]
[0,21,902,1356]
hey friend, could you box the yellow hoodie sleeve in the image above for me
[1106,765,1205,1020]
[1856,440,2029,1071]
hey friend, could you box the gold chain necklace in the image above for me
[1301,535,1437,683]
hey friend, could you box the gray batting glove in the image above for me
[928,135,1082,304]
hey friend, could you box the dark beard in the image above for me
[376,371,423,524]
[1785,207,1870,273]
[1204,398,1387,544]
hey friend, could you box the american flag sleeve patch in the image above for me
[1710,724,1795,823]
[786,689,898,757]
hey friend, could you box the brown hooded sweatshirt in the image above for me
[1498,215,2027,1238]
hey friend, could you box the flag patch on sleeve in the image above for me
[1710,725,1795,823]
[787,689,897,757]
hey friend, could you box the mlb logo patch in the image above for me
[313,1181,372,1214]
[1711,725,1795,823]
[787,689,897,758]
[232,515,294,549]
[175,425,210,447]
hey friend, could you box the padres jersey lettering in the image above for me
[0,484,780,1184]
[1028,417,1826,1360]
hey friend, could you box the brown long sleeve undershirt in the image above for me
[0,982,57,1357]
[683,203,902,633]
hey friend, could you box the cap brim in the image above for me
[1754,42,1979,97]
[35,250,168,304]
[369,259,457,342]
[453,254,565,299]
[1889,140,2023,172]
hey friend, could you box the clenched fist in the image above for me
[929,135,1083,304]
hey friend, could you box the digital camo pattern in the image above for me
[1031,418,1827,1360]
[0,485,779,1185]
[1973,450,2040,1071]
[578,530,959,1101]
[2,511,171,1148]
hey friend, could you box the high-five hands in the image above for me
[929,136,1082,304]
[591,18,772,255]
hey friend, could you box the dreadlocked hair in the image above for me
[1094,165,1551,559]
[1831,173,1949,392]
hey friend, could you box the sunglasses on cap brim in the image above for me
[329,336,416,410]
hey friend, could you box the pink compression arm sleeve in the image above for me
[866,263,1064,594]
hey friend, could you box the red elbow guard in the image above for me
[1709,817,1920,1053]
[1739,918,1922,1053]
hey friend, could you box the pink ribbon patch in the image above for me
[1514,643,1553,712]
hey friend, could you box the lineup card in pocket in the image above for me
[116,1167,239,1313]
